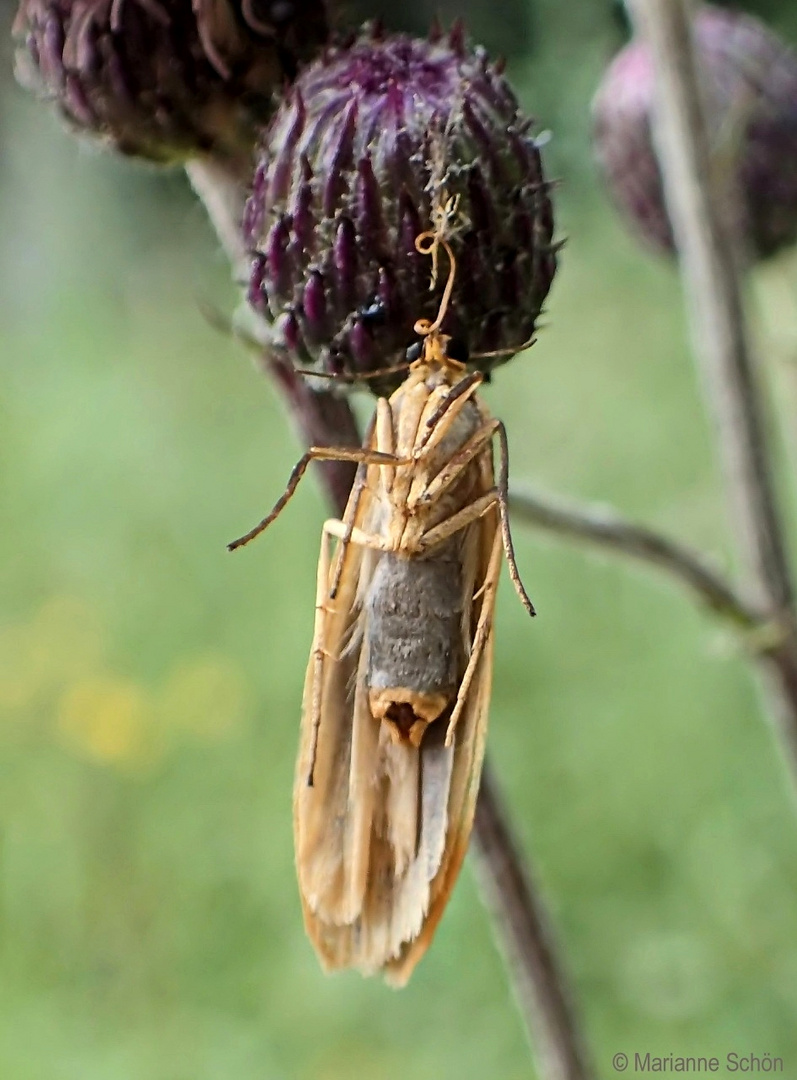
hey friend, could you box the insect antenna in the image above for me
[470,336,537,361]
[292,360,414,383]
[198,299,416,386]
[413,231,458,341]
[413,204,537,617]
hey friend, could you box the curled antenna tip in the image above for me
[413,230,457,338]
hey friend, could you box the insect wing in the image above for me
[293,472,375,929]
[293,420,500,980]
[386,488,499,985]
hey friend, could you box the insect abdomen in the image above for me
[365,545,465,747]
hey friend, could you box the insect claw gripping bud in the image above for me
[244,25,558,392]
[592,4,797,261]
[13,0,332,164]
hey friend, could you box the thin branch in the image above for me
[187,158,594,1079]
[186,158,250,282]
[625,0,797,786]
[187,160,360,502]
[264,354,360,510]
[510,485,762,628]
[474,764,594,1080]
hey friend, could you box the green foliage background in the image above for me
[2,2,797,1077]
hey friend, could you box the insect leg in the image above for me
[327,460,368,601]
[327,400,398,597]
[444,526,503,747]
[305,526,336,786]
[324,518,393,553]
[374,396,397,499]
[327,410,380,600]
[415,418,501,507]
[415,372,484,457]
[228,444,401,551]
[328,399,398,598]
[492,420,536,616]
[418,480,535,617]
[417,491,500,551]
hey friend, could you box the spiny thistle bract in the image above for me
[13,0,331,164]
[592,5,797,260]
[244,23,558,392]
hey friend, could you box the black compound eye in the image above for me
[405,342,423,363]
[446,337,470,364]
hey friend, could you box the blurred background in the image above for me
[2,0,797,1077]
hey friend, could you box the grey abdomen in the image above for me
[365,549,464,695]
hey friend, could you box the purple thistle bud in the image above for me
[281,309,301,354]
[245,26,557,391]
[332,216,357,308]
[303,270,328,342]
[13,0,332,165]
[592,5,797,260]
[266,213,293,301]
[356,155,383,249]
[349,318,375,370]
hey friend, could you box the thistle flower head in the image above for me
[244,24,557,391]
[13,0,331,164]
[592,5,797,259]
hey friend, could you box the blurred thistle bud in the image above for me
[13,0,331,165]
[592,5,797,260]
[244,23,557,390]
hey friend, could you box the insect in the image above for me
[229,228,534,984]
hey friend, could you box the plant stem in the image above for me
[625,0,797,786]
[510,485,762,628]
[474,763,594,1080]
[186,157,594,1080]
[186,158,250,281]
[264,354,360,511]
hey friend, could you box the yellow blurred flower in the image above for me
[0,595,106,719]
[57,676,157,769]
